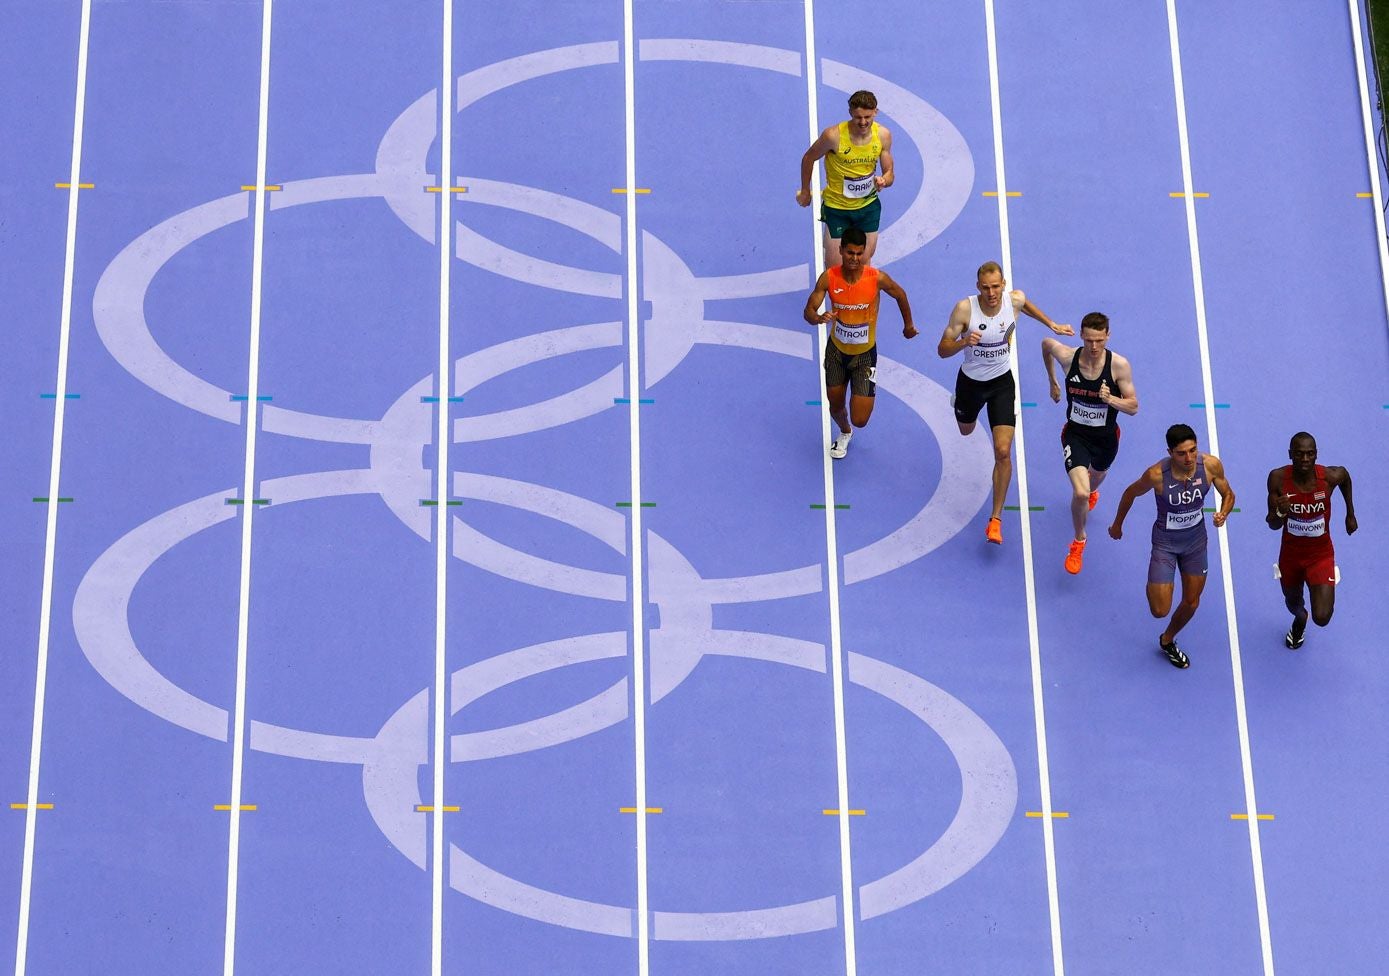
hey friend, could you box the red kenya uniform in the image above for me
[1279,464,1337,588]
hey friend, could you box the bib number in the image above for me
[842,172,876,200]
[1166,508,1203,531]
[1069,400,1107,427]
[1287,516,1326,538]
[833,321,870,346]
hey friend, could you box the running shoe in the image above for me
[1160,636,1190,669]
[1284,629,1305,650]
[985,517,1003,545]
[1088,490,1099,511]
[829,430,853,459]
[1064,538,1086,574]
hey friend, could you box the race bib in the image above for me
[1287,516,1326,538]
[1068,400,1107,427]
[842,171,876,199]
[1166,508,1203,531]
[833,321,870,347]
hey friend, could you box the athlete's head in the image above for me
[1165,424,1198,467]
[847,91,878,136]
[1080,312,1109,355]
[976,261,1005,308]
[1289,432,1317,471]
[839,228,867,271]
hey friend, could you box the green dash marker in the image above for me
[615,502,657,508]
[1003,505,1045,511]
[32,497,74,503]
[419,500,464,507]
[810,504,850,510]
[225,499,244,505]
[1204,507,1240,513]
[40,393,81,399]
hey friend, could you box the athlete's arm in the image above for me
[803,271,835,325]
[1328,465,1358,535]
[1012,289,1074,336]
[936,298,979,358]
[1104,352,1140,417]
[1265,467,1290,530]
[1108,463,1161,540]
[1041,338,1076,403]
[1206,455,1235,528]
[874,127,895,190]
[878,270,917,338]
[796,126,838,207]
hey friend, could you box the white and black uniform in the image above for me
[1061,349,1121,472]
[953,295,1018,428]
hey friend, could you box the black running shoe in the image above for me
[1160,636,1190,669]
[1284,629,1305,650]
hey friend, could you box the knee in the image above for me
[1148,605,1166,619]
[1312,608,1334,627]
[993,447,1011,464]
[1073,484,1091,502]
[1181,594,1202,612]
[852,415,871,429]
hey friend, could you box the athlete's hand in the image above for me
[1213,511,1229,528]
[873,175,888,190]
[961,330,982,347]
[1346,513,1359,535]
[1107,522,1123,540]
[1270,490,1290,517]
[1098,380,1111,404]
[903,322,918,339]
[817,309,838,325]
[1049,380,1061,403]
[795,188,812,207]
[1050,322,1075,336]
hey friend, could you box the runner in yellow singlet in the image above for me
[796,90,895,268]
[802,228,917,459]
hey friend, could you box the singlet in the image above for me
[1154,456,1209,533]
[960,295,1017,382]
[1064,349,1118,434]
[822,122,883,211]
[827,265,880,355]
[1281,464,1334,552]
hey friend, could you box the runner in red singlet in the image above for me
[1265,432,1357,649]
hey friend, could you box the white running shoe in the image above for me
[829,430,853,459]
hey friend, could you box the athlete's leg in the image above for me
[1161,573,1207,643]
[1282,579,1309,637]
[823,227,841,269]
[826,383,851,434]
[1308,584,1336,627]
[1146,582,1174,618]
[990,425,1015,521]
[849,394,874,428]
[863,230,879,263]
[1068,465,1092,540]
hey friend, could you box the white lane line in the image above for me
[620,0,651,972]
[982,3,1065,974]
[1164,4,1274,974]
[222,2,275,973]
[801,2,858,973]
[13,3,94,974]
[1347,0,1389,327]
[431,0,456,973]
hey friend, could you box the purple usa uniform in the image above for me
[1148,456,1209,583]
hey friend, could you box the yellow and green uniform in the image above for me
[822,121,883,211]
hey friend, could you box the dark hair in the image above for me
[848,90,877,111]
[1165,423,1197,449]
[1080,312,1109,333]
[1289,431,1316,450]
[841,227,868,249]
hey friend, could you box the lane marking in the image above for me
[30,498,74,504]
[612,187,651,194]
[1231,813,1275,821]
[9,805,54,812]
[1347,0,1389,329]
[229,394,273,402]
[984,3,1065,973]
[619,807,664,814]
[1355,191,1374,198]
[424,185,468,193]
[214,805,258,812]
[802,5,858,974]
[620,4,653,974]
[16,4,94,974]
[221,2,276,973]
[52,182,93,189]
[239,184,281,191]
[1170,190,1209,198]
[822,809,866,816]
[1189,401,1229,408]
[1025,811,1070,818]
[39,393,81,399]
[1165,5,1274,973]
[982,190,1022,197]
[416,805,461,813]
[429,2,457,974]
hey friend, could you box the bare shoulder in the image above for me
[1109,350,1133,372]
[1266,466,1286,489]
[1326,464,1351,485]
[878,124,893,144]
[1203,453,1227,477]
[949,296,973,322]
[1144,460,1166,485]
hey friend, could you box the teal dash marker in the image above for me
[40,393,81,399]
[613,398,656,404]
[1021,401,1038,407]
[805,400,822,406]
[422,396,467,403]
[1190,403,1230,409]
[230,394,273,402]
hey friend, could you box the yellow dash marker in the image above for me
[1025,811,1070,818]
[612,188,652,194]
[619,807,663,814]
[54,182,94,189]
[425,186,469,193]
[822,809,867,816]
[240,185,282,192]
[415,805,462,813]
[1230,813,1275,821]
[982,190,1022,197]
[10,803,55,810]
[1170,191,1210,198]
[1357,192,1374,198]
[214,804,258,811]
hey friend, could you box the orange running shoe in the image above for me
[1065,538,1086,574]
[986,517,1003,545]
[1088,490,1099,511]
